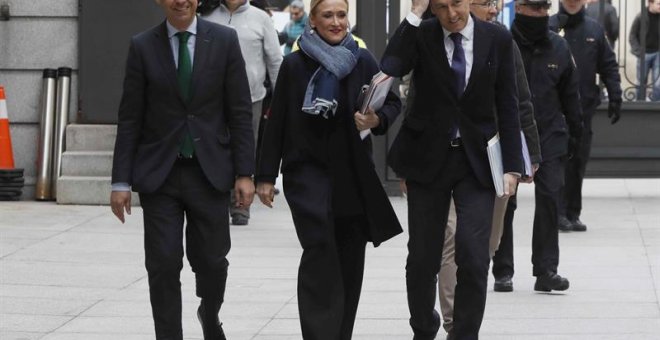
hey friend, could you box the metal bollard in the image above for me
[51,67,72,199]
[35,69,58,200]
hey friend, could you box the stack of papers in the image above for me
[358,71,394,139]
[487,132,534,197]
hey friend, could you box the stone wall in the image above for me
[0,0,79,199]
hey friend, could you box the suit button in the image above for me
[187,115,194,120]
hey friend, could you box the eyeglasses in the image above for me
[471,0,498,8]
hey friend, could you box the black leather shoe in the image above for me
[197,305,226,340]
[534,273,569,292]
[493,275,513,292]
[558,216,573,232]
[571,218,587,232]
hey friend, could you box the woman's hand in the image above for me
[354,108,380,131]
[256,182,276,208]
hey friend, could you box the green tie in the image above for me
[176,31,194,157]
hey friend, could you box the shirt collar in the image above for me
[166,15,198,39]
[442,15,474,42]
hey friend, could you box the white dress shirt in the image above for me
[166,16,198,68]
[406,12,474,90]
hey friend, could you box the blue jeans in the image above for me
[637,52,660,101]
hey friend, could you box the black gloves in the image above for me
[608,100,621,124]
[568,137,582,159]
[568,136,579,160]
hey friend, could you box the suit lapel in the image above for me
[189,19,213,104]
[464,19,491,96]
[426,21,457,104]
[429,21,451,72]
[153,21,184,104]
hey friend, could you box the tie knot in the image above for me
[176,31,191,43]
[449,32,462,45]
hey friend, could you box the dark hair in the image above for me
[198,0,221,15]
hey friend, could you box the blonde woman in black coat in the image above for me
[255,0,402,338]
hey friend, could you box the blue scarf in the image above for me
[299,25,359,119]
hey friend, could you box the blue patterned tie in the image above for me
[449,33,465,139]
[449,32,466,98]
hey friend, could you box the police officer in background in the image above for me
[585,0,619,48]
[511,0,583,292]
[550,0,622,232]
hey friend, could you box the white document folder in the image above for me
[487,133,504,197]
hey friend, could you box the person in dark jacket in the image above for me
[629,0,660,101]
[511,0,583,292]
[435,1,542,336]
[550,0,622,232]
[382,0,524,336]
[255,0,402,338]
[585,0,619,48]
[110,1,255,338]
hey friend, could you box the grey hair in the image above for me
[290,0,305,10]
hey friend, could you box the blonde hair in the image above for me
[310,0,349,16]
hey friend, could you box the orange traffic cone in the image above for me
[0,86,15,169]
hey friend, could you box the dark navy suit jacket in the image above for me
[382,16,523,187]
[112,18,254,193]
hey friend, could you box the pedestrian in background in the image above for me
[256,0,403,338]
[281,0,308,55]
[629,0,660,101]
[199,0,283,226]
[551,0,622,232]
[585,0,619,48]
[511,0,583,292]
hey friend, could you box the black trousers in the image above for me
[561,118,594,220]
[492,193,516,279]
[139,159,230,340]
[406,146,494,340]
[532,157,565,277]
[283,164,368,340]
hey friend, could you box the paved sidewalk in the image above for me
[1,179,659,339]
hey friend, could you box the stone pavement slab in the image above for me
[1,179,659,339]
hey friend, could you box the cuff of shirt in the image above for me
[506,172,522,178]
[111,182,131,192]
[406,12,423,27]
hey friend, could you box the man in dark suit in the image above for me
[381,0,523,338]
[110,0,255,339]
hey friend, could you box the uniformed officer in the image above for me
[550,0,622,232]
[510,0,583,292]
